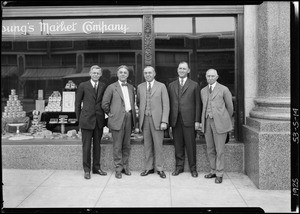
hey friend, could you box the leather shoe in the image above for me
[215,176,223,184]
[157,171,166,179]
[191,171,198,178]
[204,173,216,179]
[92,169,107,176]
[121,169,132,176]
[172,168,183,176]
[115,171,122,179]
[84,172,90,179]
[140,169,155,176]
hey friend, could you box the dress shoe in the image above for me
[121,169,132,176]
[115,171,122,179]
[215,176,223,184]
[157,171,166,179]
[84,172,90,179]
[191,171,198,178]
[92,169,107,176]
[204,173,217,179]
[172,168,183,176]
[140,169,155,176]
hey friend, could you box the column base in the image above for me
[243,117,290,189]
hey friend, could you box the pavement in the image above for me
[1,169,293,213]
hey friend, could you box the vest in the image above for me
[206,93,213,118]
[145,85,152,116]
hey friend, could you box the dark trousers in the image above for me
[173,113,197,171]
[111,112,132,172]
[81,123,103,172]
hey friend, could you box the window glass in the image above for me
[154,18,193,34]
[154,16,236,138]
[2,18,142,113]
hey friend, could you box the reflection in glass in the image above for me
[154,18,193,35]
[154,16,236,139]
[2,37,142,113]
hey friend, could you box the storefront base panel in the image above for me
[243,117,290,190]
[2,140,244,173]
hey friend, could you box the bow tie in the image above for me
[121,83,128,87]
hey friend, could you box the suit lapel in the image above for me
[115,82,124,101]
[174,80,179,98]
[88,81,97,99]
[181,78,191,95]
[151,81,158,97]
[204,85,210,107]
[211,82,219,100]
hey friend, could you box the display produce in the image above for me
[2,89,29,135]
[45,91,62,112]
[2,89,26,120]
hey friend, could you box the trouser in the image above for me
[142,115,164,171]
[81,123,103,172]
[204,117,227,177]
[173,113,197,172]
[111,112,132,172]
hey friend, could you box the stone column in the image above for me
[243,2,290,189]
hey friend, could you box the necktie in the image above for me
[148,82,151,93]
[94,82,98,95]
[180,78,184,87]
[121,83,128,87]
[209,85,212,94]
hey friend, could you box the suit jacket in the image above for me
[101,81,136,131]
[137,80,170,131]
[168,78,201,127]
[75,80,106,130]
[200,82,234,134]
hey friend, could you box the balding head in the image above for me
[206,68,219,85]
[206,69,218,76]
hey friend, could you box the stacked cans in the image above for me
[2,89,26,119]
[45,91,62,112]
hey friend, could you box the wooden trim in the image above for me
[2,6,244,18]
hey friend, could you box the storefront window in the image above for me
[154,16,236,138]
[2,17,142,113]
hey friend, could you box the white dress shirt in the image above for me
[179,77,187,86]
[119,80,131,112]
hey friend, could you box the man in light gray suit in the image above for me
[200,68,233,184]
[137,66,170,179]
[102,65,136,179]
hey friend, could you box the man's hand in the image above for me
[160,122,167,130]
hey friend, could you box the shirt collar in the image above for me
[179,77,187,85]
[90,80,98,87]
[118,80,127,86]
[147,79,155,88]
[209,82,217,90]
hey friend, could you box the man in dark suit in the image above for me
[200,68,233,184]
[137,66,170,179]
[102,65,136,179]
[168,61,201,178]
[75,65,107,179]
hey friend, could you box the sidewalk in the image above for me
[2,169,292,213]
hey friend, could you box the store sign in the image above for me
[2,18,142,37]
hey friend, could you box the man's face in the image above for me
[117,67,129,82]
[206,69,218,85]
[144,67,156,82]
[177,63,190,78]
[89,68,102,82]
